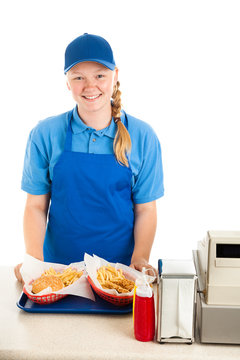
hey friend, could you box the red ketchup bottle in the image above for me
[133,269,155,342]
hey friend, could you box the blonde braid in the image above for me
[112,80,132,167]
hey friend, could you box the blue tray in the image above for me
[17,292,133,314]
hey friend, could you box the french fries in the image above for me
[42,267,83,287]
[97,264,135,294]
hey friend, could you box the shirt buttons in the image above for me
[92,138,96,142]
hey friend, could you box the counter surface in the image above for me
[0,266,240,360]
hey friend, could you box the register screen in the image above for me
[216,244,240,258]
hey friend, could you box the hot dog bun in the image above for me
[32,275,64,294]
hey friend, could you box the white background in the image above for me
[0,0,239,267]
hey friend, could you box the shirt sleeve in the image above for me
[21,129,51,195]
[131,128,164,204]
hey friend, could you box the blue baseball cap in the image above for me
[64,33,116,74]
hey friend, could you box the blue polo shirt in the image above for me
[21,106,164,204]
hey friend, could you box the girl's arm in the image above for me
[23,193,50,259]
[14,193,50,283]
[130,200,158,276]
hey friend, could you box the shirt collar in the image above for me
[71,105,126,139]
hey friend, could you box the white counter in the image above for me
[0,266,240,360]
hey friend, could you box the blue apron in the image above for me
[43,109,134,265]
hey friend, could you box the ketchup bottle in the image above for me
[133,269,155,342]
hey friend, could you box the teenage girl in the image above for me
[14,33,164,282]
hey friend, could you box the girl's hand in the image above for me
[14,263,24,284]
[130,258,157,277]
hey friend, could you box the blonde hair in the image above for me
[111,80,132,167]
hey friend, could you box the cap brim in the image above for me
[64,59,115,74]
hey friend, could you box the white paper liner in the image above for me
[84,253,155,297]
[20,254,95,301]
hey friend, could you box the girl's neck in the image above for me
[77,104,112,131]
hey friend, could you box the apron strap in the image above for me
[64,110,74,152]
[122,110,131,164]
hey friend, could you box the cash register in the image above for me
[193,230,240,344]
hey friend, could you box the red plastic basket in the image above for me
[87,276,133,306]
[23,285,68,305]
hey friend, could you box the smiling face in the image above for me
[66,61,118,116]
